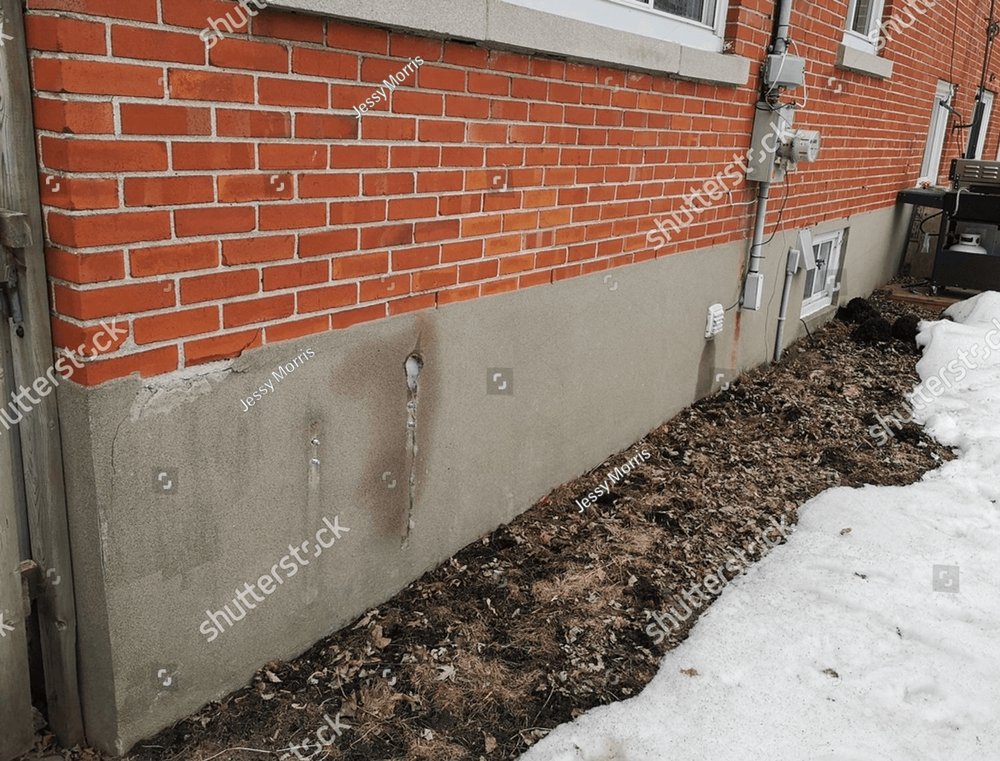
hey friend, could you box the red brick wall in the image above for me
[26,0,1000,385]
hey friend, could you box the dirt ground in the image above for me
[24,289,953,761]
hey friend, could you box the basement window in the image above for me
[801,231,844,317]
[842,0,887,54]
[501,0,730,51]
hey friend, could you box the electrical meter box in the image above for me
[764,54,806,90]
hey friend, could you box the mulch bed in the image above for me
[25,289,952,761]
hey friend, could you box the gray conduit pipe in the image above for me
[773,248,800,362]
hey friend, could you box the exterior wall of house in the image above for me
[21,0,1000,751]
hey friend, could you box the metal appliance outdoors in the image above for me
[897,159,1000,293]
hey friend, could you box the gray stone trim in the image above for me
[835,42,894,79]
[264,0,750,86]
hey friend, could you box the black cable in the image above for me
[799,318,814,341]
[919,210,945,233]
[759,174,791,248]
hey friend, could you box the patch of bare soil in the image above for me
[24,290,952,761]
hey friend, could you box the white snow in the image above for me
[519,292,1000,761]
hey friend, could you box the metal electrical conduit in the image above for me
[744,0,795,296]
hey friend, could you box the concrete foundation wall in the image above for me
[58,204,902,753]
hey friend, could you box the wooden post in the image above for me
[0,0,85,746]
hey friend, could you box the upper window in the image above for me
[843,0,887,53]
[504,0,729,51]
[628,0,719,27]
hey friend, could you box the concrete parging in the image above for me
[57,205,899,752]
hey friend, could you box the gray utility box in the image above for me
[746,103,795,184]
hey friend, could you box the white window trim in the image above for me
[921,80,955,181]
[974,90,995,160]
[505,0,727,52]
[801,231,845,318]
[841,0,887,55]
[264,0,751,86]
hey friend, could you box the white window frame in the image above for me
[974,90,995,160]
[502,0,729,52]
[921,80,955,181]
[801,231,845,318]
[842,0,887,54]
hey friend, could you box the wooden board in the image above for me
[0,0,84,746]
[884,283,963,310]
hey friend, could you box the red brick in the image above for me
[333,252,387,280]
[50,317,129,356]
[259,202,327,230]
[45,248,124,284]
[169,69,254,102]
[443,41,488,68]
[130,241,220,277]
[33,59,162,97]
[482,277,518,296]
[415,219,460,244]
[112,25,205,64]
[217,109,291,138]
[329,199,385,225]
[26,16,107,54]
[181,270,259,304]
[185,330,264,366]
[121,104,212,136]
[47,211,171,248]
[418,120,465,143]
[417,65,465,91]
[299,173,360,199]
[224,294,296,327]
[388,197,436,219]
[438,284,480,305]
[260,144,328,170]
[332,303,386,329]
[42,137,167,172]
[330,145,388,168]
[459,259,499,282]
[33,98,114,134]
[218,174,294,202]
[392,245,439,270]
[265,315,330,343]
[389,35,441,61]
[209,37,288,72]
[262,261,329,291]
[327,20,388,54]
[134,306,219,344]
[175,206,256,237]
[299,229,358,258]
[173,142,256,171]
[251,13,325,43]
[40,176,118,211]
[295,114,358,140]
[124,176,215,207]
[363,172,414,196]
[292,48,357,78]
[362,116,416,141]
[73,347,178,387]
[222,235,295,265]
[297,284,357,313]
[442,240,484,263]
[468,72,509,96]
[392,91,442,116]
[361,223,413,249]
[413,266,457,291]
[360,274,409,301]
[259,77,328,108]
[389,293,435,315]
[54,281,175,319]
[160,0,249,29]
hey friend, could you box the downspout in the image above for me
[742,0,795,304]
[773,248,800,362]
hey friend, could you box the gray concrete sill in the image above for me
[835,42,893,79]
[265,0,751,86]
